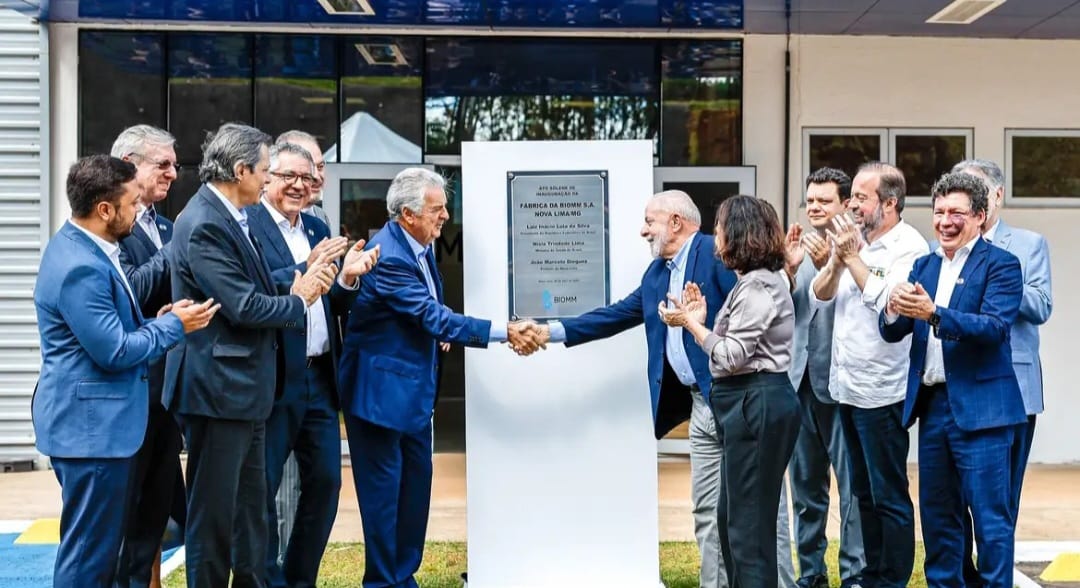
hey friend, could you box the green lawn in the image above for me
[164,541,928,587]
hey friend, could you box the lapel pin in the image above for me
[307,229,315,237]
[956,278,965,285]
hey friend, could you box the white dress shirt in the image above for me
[70,220,139,312]
[262,200,331,358]
[811,220,929,409]
[921,235,980,385]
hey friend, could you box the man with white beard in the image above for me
[535,190,798,588]
[809,162,928,588]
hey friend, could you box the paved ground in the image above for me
[2,456,1078,543]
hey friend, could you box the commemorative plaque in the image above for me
[507,170,610,320]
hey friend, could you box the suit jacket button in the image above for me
[141,374,148,381]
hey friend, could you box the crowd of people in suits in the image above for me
[30,117,1050,588]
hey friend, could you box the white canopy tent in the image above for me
[325,111,422,163]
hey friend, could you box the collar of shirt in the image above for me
[865,220,913,253]
[137,203,156,224]
[934,233,981,261]
[400,225,428,260]
[69,219,120,259]
[665,232,696,274]
[207,183,247,225]
[261,197,304,233]
[983,219,1001,244]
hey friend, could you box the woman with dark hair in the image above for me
[660,195,801,588]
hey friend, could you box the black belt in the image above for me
[306,353,331,369]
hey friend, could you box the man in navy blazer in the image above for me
[537,190,793,588]
[339,167,539,587]
[33,155,216,587]
[111,124,187,588]
[164,124,338,587]
[247,142,378,587]
[880,172,1026,588]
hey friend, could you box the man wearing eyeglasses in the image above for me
[881,172,1025,588]
[246,141,379,587]
[810,162,928,588]
[277,130,331,228]
[111,124,188,588]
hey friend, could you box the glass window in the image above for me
[255,35,339,152]
[168,34,254,165]
[1007,131,1080,200]
[338,37,424,163]
[660,41,742,166]
[805,130,886,181]
[891,130,971,197]
[79,32,165,156]
[424,38,658,155]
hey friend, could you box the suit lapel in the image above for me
[131,223,158,255]
[200,188,275,293]
[158,217,172,246]
[250,205,295,267]
[64,223,144,325]
[994,220,1014,251]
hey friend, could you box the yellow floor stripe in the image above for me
[13,518,60,545]
[1042,552,1080,582]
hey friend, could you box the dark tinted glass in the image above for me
[1012,136,1080,198]
[79,32,165,156]
[661,41,742,165]
[894,134,968,196]
[255,35,338,152]
[661,181,740,233]
[339,37,424,163]
[168,34,254,164]
[424,38,659,155]
[809,134,882,181]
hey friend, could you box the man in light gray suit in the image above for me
[951,159,1053,586]
[783,168,866,588]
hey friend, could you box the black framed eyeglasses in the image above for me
[130,152,181,172]
[270,171,317,187]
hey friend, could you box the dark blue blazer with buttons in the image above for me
[879,237,1027,432]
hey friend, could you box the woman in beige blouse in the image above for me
[660,195,801,588]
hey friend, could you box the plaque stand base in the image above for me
[461,572,667,588]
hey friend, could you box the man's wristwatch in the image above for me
[928,308,941,332]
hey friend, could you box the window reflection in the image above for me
[338,37,424,163]
[255,35,338,153]
[661,41,742,166]
[424,38,659,155]
[809,134,883,181]
[168,34,253,164]
[894,134,968,196]
[1012,135,1080,198]
[79,32,165,156]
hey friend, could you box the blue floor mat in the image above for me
[0,532,57,588]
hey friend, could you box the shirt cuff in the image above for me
[336,272,360,291]
[548,321,567,343]
[489,322,508,343]
[884,310,900,324]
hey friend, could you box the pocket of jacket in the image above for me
[76,381,126,399]
[212,343,253,358]
[372,355,419,380]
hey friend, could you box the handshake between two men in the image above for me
[505,320,552,356]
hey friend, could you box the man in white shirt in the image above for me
[246,141,379,587]
[810,162,927,588]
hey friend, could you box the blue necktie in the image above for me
[417,250,437,298]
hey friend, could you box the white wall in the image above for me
[47,23,76,234]
[742,34,1080,463]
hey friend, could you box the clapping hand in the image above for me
[291,250,337,306]
[801,230,831,269]
[784,223,805,272]
[170,298,222,333]
[306,236,349,266]
[340,240,380,286]
[826,214,863,264]
[658,282,708,328]
[891,282,935,321]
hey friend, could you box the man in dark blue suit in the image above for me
[164,123,339,587]
[339,167,540,588]
[536,190,763,588]
[247,142,379,587]
[33,155,217,587]
[111,124,187,588]
[880,172,1026,588]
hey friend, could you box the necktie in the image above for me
[238,214,260,256]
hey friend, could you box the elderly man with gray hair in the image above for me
[338,167,543,587]
[164,123,339,587]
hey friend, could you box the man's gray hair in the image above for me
[651,190,702,226]
[110,125,175,158]
[387,168,445,220]
[951,158,1005,192]
[198,123,272,184]
[276,129,319,147]
[269,142,314,172]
